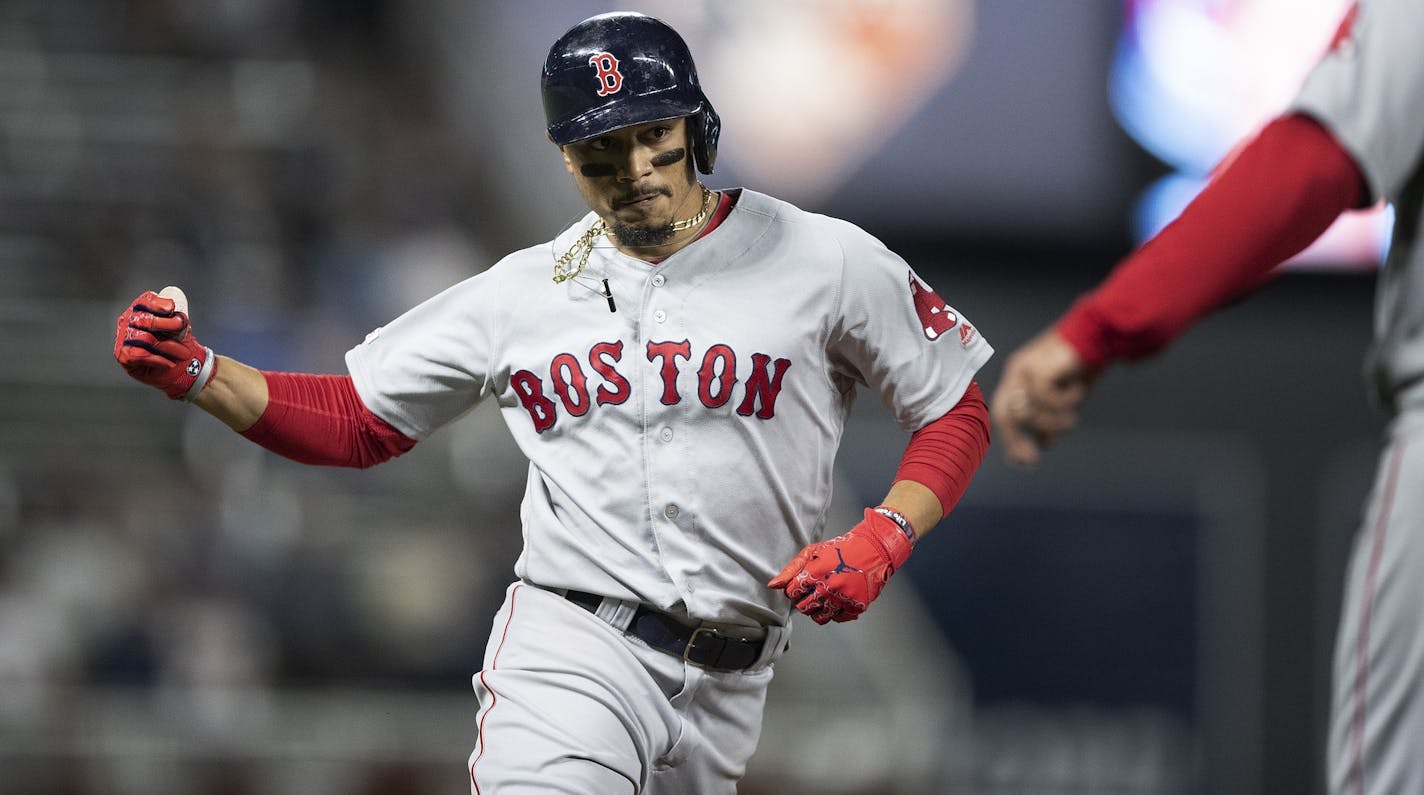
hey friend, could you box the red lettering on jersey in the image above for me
[908,270,957,341]
[697,344,737,408]
[512,370,556,433]
[646,340,692,405]
[736,353,792,419]
[589,52,624,97]
[589,341,630,406]
[550,353,591,417]
[518,339,792,429]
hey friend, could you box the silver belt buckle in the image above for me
[683,626,723,665]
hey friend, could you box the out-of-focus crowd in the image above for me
[0,2,529,791]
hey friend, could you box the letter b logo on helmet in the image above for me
[588,52,623,96]
[541,12,721,174]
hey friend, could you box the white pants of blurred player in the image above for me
[1329,398,1424,795]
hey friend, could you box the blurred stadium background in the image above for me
[0,0,1381,792]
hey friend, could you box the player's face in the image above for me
[561,118,701,246]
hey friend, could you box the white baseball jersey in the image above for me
[346,188,991,629]
[1291,0,1424,410]
[1288,2,1424,793]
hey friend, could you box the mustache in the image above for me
[612,185,673,207]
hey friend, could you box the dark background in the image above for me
[0,1,1381,792]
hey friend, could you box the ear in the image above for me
[559,145,575,175]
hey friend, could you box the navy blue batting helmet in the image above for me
[541,12,721,174]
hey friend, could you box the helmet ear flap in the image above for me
[692,103,721,174]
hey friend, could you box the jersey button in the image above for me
[653,309,667,323]
[659,427,674,442]
[652,274,666,287]
[664,504,680,519]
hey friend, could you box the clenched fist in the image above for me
[769,507,915,624]
[989,328,1097,468]
[113,289,215,401]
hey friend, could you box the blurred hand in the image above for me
[989,328,1098,468]
[114,290,215,401]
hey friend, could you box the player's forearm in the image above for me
[888,381,991,538]
[879,479,943,540]
[236,371,417,468]
[192,355,270,432]
[1058,113,1366,367]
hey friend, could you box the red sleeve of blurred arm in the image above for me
[240,371,416,468]
[894,381,990,515]
[1056,113,1367,368]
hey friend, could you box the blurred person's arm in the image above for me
[1056,113,1367,366]
[991,112,1367,466]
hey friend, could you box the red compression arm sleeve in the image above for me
[240,371,416,468]
[1056,113,1368,368]
[894,381,991,514]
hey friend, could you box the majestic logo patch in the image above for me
[908,270,957,341]
[589,52,623,96]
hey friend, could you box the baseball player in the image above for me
[113,12,993,794]
[989,1,1424,793]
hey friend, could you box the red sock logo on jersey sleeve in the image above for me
[909,270,959,342]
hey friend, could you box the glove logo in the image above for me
[588,52,624,97]
[186,358,201,376]
[908,270,957,341]
[830,549,862,576]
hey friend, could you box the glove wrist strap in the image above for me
[182,347,216,402]
[872,506,917,547]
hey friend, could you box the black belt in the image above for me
[564,590,765,672]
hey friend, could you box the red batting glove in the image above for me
[768,507,916,624]
[113,290,216,401]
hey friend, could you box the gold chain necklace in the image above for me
[553,186,716,284]
[668,185,717,234]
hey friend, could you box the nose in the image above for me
[617,144,655,182]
